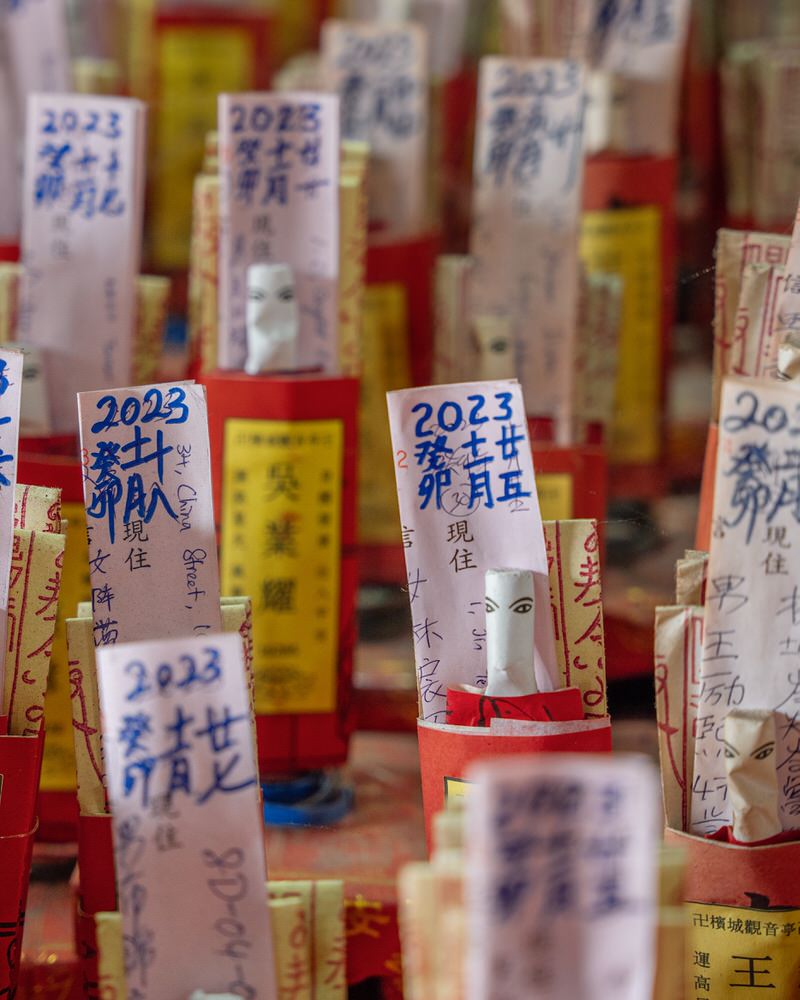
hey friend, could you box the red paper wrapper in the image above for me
[665,828,800,909]
[445,686,584,727]
[417,717,612,847]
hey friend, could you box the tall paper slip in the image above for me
[590,0,691,81]
[4,0,71,119]
[78,382,222,645]
[388,380,557,722]
[0,65,18,240]
[18,95,146,433]
[321,20,429,240]
[465,754,660,1000]
[469,58,585,437]
[691,376,800,835]
[98,632,277,999]
[0,349,23,707]
[217,92,340,372]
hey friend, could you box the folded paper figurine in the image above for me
[723,709,783,844]
[446,568,583,727]
[245,262,299,375]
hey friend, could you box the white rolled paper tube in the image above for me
[724,709,782,843]
[245,262,299,375]
[484,568,537,698]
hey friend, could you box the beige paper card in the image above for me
[3,527,65,736]
[134,276,170,384]
[338,142,369,377]
[188,173,221,377]
[711,229,790,419]
[96,911,126,1000]
[654,604,703,832]
[543,519,607,717]
[675,550,707,606]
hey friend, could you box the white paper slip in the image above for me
[774,198,800,368]
[465,754,659,1000]
[387,380,558,722]
[98,632,277,1000]
[0,349,23,709]
[691,375,800,835]
[78,382,222,646]
[4,0,72,119]
[321,19,429,240]
[18,94,146,433]
[217,92,340,373]
[3,342,51,437]
[590,0,691,81]
[469,58,585,437]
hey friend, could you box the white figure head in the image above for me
[723,709,782,843]
[484,568,537,697]
[245,263,299,375]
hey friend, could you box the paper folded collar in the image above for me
[445,686,584,728]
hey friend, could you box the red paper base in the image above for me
[418,718,612,847]
[202,372,359,773]
[445,687,584,727]
[665,828,800,908]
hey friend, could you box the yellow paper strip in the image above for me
[543,519,607,717]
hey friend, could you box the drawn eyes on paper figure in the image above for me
[485,597,533,615]
[247,284,293,304]
[723,740,775,761]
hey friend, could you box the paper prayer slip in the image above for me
[543,518,607,717]
[469,58,585,439]
[711,228,790,420]
[98,632,277,999]
[321,19,429,241]
[465,754,659,1000]
[387,380,557,722]
[4,0,72,123]
[775,199,800,381]
[217,92,340,372]
[70,597,254,816]
[78,381,222,647]
[484,568,537,697]
[691,376,800,835]
[724,709,782,843]
[654,604,703,832]
[0,350,23,710]
[18,95,146,433]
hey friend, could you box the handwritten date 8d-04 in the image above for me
[124,647,222,702]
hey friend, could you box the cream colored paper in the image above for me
[433,256,473,385]
[3,526,65,736]
[134,275,170,384]
[18,95,146,433]
[572,271,622,435]
[268,880,346,999]
[654,605,703,832]
[489,716,609,736]
[388,380,557,721]
[96,911,126,1000]
[98,632,277,999]
[217,92,340,372]
[470,57,585,438]
[724,708,782,843]
[543,519,607,717]
[5,0,72,124]
[338,142,369,377]
[188,173,220,377]
[711,229,790,419]
[321,20,429,241]
[465,754,660,1000]
[0,266,21,346]
[675,550,707,606]
[78,381,222,646]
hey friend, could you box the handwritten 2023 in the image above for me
[399,391,532,513]
[124,646,222,702]
[719,388,800,544]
